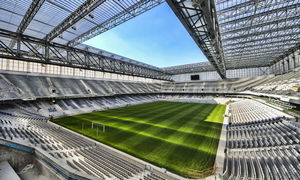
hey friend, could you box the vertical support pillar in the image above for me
[286,57,290,72]
[295,50,300,68]
[16,36,21,56]
[45,44,49,61]
[67,51,70,65]
[84,47,89,72]
[290,54,295,70]
[280,59,285,74]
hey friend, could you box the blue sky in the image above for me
[84,2,207,68]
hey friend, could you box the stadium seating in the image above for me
[223,146,300,180]
[222,99,300,179]
[227,119,300,148]
[252,70,300,96]
[229,100,287,125]
[0,72,162,100]
[1,69,300,179]
[161,70,300,97]
[1,70,300,101]
[0,95,173,180]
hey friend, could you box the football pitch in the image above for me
[52,101,225,177]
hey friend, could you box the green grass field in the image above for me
[52,101,225,178]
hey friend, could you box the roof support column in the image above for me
[16,36,21,56]
[274,64,277,74]
[286,57,290,72]
[289,54,295,70]
[295,50,300,68]
[271,64,275,74]
[276,62,280,74]
[45,43,49,61]
[281,60,285,74]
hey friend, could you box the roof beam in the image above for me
[45,0,106,42]
[221,15,300,35]
[219,4,300,27]
[226,63,269,69]
[166,0,226,78]
[222,25,299,41]
[0,28,171,80]
[226,59,269,65]
[8,0,46,49]
[217,0,297,23]
[224,40,299,52]
[216,0,253,11]
[225,52,278,61]
[223,32,299,47]
[271,44,300,65]
[67,0,164,47]
[226,62,271,67]
[162,62,215,73]
[225,45,296,58]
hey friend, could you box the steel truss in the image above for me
[1,0,164,48]
[216,0,300,68]
[8,0,46,49]
[166,0,226,79]
[274,44,300,64]
[0,29,171,80]
[28,0,164,62]
[32,0,106,51]
[45,0,106,42]
[68,0,164,47]
[162,59,268,74]
[162,62,215,74]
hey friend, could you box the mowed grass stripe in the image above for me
[111,101,192,121]
[52,102,225,178]
[82,103,221,138]
[155,104,224,170]
[89,114,220,138]
[99,103,220,132]
[79,101,182,124]
[78,115,220,142]
[81,102,194,133]
[98,101,181,118]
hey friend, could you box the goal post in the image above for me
[91,122,106,135]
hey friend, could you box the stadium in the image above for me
[0,0,299,180]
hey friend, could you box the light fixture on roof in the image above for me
[71,25,77,31]
[58,35,63,39]
[88,13,94,19]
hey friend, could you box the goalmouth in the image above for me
[81,122,106,136]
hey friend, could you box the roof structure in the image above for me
[217,0,300,69]
[166,0,226,78]
[0,0,299,78]
[162,62,215,74]
[165,0,300,75]
[1,0,163,46]
[0,0,169,80]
